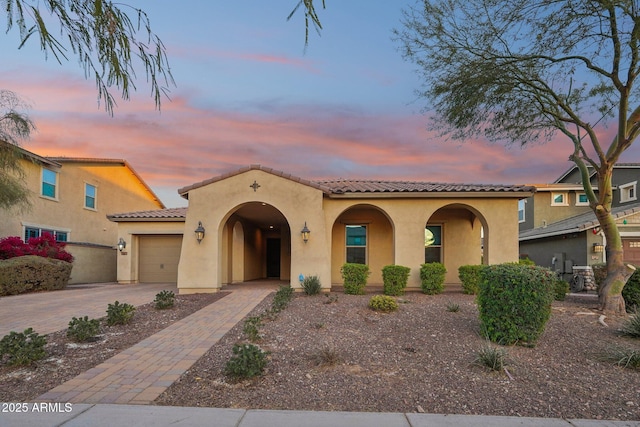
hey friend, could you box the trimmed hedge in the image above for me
[341,263,370,295]
[458,265,485,295]
[382,265,411,296]
[419,262,446,294]
[0,255,72,296]
[477,264,555,346]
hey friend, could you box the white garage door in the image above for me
[139,235,183,283]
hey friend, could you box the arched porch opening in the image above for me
[426,203,488,284]
[220,202,291,285]
[330,204,394,286]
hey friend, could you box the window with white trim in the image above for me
[85,183,97,209]
[576,192,589,206]
[41,168,58,199]
[518,199,526,223]
[425,225,442,263]
[620,181,637,203]
[551,192,568,206]
[24,227,68,242]
[345,225,367,264]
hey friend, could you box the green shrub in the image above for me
[271,285,294,313]
[154,290,175,309]
[66,316,100,342]
[554,279,570,301]
[340,263,370,295]
[106,301,136,326]
[419,262,446,295]
[458,265,485,295]
[382,265,411,296]
[519,257,535,266]
[592,263,607,290]
[619,312,640,338]
[0,255,72,296]
[302,275,322,295]
[243,316,263,342]
[477,264,555,346]
[623,270,640,313]
[225,344,268,379]
[368,295,398,312]
[0,328,47,366]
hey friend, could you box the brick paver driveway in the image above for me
[0,283,178,337]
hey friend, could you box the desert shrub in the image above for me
[420,262,446,295]
[310,346,342,367]
[154,290,175,309]
[446,301,460,312]
[67,316,100,342]
[623,270,640,313]
[0,255,73,296]
[225,344,268,379]
[458,265,485,295]
[382,265,411,296]
[554,279,570,301]
[106,301,136,326]
[600,347,640,370]
[619,312,640,338]
[0,234,73,262]
[368,295,398,312]
[302,275,322,295]
[0,328,47,366]
[341,263,370,295]
[477,263,555,346]
[474,343,509,371]
[243,316,263,342]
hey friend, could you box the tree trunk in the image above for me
[595,206,630,315]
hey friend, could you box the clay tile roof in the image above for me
[107,207,187,222]
[319,179,534,194]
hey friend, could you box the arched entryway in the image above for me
[426,203,488,283]
[220,202,291,284]
[330,204,394,285]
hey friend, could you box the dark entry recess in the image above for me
[266,238,281,278]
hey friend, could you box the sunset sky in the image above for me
[1,1,635,208]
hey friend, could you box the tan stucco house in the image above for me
[0,145,165,283]
[109,165,533,293]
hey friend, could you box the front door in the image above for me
[266,238,281,278]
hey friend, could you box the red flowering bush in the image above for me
[0,234,73,263]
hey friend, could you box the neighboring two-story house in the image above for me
[0,144,165,284]
[519,163,640,274]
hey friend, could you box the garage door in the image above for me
[139,235,183,283]
[623,238,640,265]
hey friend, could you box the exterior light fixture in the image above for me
[117,238,126,252]
[592,242,604,253]
[195,221,205,244]
[301,222,310,243]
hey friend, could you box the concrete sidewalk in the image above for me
[1,404,638,427]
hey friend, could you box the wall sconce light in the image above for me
[195,221,205,244]
[592,242,604,253]
[301,222,310,243]
[117,237,126,252]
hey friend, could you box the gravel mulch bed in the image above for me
[0,292,227,402]
[155,290,640,421]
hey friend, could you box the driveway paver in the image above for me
[37,288,272,404]
[0,283,178,336]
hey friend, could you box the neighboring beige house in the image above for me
[109,165,533,293]
[0,145,165,284]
